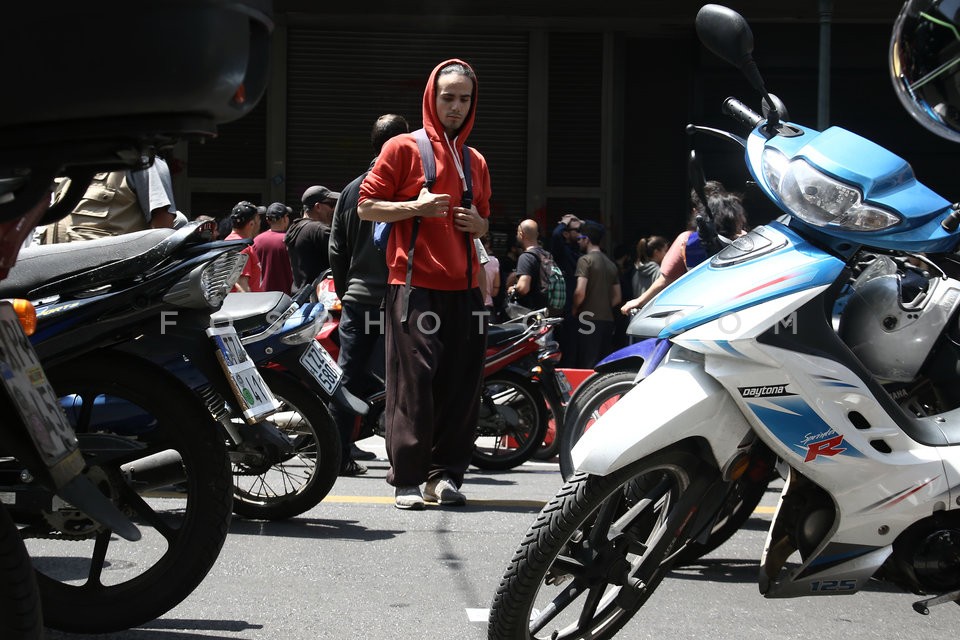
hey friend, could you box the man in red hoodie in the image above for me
[358,59,491,510]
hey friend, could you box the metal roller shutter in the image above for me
[286,28,529,221]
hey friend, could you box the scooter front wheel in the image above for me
[231,368,341,521]
[489,449,707,640]
[25,350,233,633]
[472,372,547,471]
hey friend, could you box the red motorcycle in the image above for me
[315,273,571,470]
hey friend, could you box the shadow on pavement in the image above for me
[670,558,906,593]
[229,517,401,541]
[45,618,262,640]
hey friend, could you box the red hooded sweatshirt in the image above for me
[359,58,491,291]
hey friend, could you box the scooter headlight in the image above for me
[199,251,246,308]
[762,150,901,231]
[163,250,246,309]
[280,304,329,345]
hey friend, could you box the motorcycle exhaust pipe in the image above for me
[120,449,187,492]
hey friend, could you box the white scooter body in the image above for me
[571,224,960,599]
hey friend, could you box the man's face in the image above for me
[316,201,335,222]
[436,73,473,138]
[564,222,582,245]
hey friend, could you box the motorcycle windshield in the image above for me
[632,222,844,339]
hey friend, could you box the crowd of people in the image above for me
[42,57,752,511]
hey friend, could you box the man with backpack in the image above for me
[508,218,567,317]
[357,59,491,510]
[509,219,547,311]
[327,113,410,477]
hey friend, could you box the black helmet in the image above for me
[890,0,960,142]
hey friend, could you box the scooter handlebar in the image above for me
[722,97,763,129]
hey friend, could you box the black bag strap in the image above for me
[400,129,473,323]
[461,141,474,294]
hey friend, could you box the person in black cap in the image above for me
[284,185,340,291]
[225,200,263,292]
[253,202,294,294]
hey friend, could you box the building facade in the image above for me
[178,1,954,253]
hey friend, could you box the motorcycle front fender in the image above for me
[571,358,752,476]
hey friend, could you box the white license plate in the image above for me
[299,339,343,396]
[0,302,82,473]
[207,325,280,422]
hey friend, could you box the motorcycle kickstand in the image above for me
[912,589,960,615]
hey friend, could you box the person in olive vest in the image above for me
[47,155,180,243]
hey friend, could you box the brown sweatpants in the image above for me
[384,284,487,488]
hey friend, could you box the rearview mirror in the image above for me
[695,4,766,96]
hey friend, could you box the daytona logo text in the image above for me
[739,385,791,398]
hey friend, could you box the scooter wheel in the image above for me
[231,368,341,521]
[26,350,233,633]
[471,372,547,471]
[489,448,709,640]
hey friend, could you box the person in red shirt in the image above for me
[225,201,263,293]
[358,59,491,510]
[253,202,294,294]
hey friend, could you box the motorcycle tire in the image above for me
[232,368,341,521]
[559,370,638,480]
[558,369,769,564]
[0,502,42,640]
[471,372,548,471]
[489,449,708,640]
[26,350,233,634]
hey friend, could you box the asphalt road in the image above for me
[42,437,960,640]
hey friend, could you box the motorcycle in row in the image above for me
[489,4,960,638]
[0,0,276,635]
[315,273,571,470]
[0,222,262,633]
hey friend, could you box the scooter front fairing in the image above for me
[572,222,846,477]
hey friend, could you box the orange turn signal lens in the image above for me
[11,299,36,336]
[723,453,752,482]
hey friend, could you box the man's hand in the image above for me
[417,187,450,218]
[454,204,487,236]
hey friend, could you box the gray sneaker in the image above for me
[424,476,466,506]
[394,486,425,510]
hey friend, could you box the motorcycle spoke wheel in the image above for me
[489,450,703,640]
[472,373,547,471]
[559,370,638,479]
[231,369,341,521]
[20,351,233,634]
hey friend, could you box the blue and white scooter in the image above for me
[489,4,960,638]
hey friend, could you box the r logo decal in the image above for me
[804,435,846,462]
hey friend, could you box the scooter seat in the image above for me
[487,322,529,347]
[0,228,175,298]
[212,291,293,337]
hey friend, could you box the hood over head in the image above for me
[422,58,478,147]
